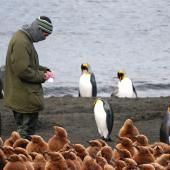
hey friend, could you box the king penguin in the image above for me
[93,98,114,141]
[160,105,170,144]
[115,70,137,98]
[79,63,97,97]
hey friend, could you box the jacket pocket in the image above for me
[28,90,44,110]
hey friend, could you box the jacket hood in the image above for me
[21,20,45,42]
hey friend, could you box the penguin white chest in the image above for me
[117,77,133,97]
[94,102,108,138]
[79,74,92,97]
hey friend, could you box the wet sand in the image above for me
[0,96,170,147]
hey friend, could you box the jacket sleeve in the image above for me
[39,65,50,72]
[11,40,45,83]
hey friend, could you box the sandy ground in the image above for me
[0,96,170,147]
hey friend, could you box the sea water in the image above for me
[0,0,170,97]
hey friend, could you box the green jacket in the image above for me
[4,30,48,113]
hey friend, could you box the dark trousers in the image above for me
[13,111,39,139]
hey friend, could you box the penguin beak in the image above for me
[93,99,97,107]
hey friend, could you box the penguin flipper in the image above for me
[90,73,97,97]
[160,124,170,144]
[160,125,169,144]
[132,82,137,98]
[103,101,114,137]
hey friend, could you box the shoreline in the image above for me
[1,96,170,146]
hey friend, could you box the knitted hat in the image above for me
[36,16,53,34]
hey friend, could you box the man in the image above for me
[113,70,137,98]
[4,16,54,139]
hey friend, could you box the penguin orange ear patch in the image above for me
[93,98,102,106]
[93,98,99,106]
[118,70,125,74]
[83,63,88,67]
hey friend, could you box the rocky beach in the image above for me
[1,96,170,147]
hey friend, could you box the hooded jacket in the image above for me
[4,30,49,113]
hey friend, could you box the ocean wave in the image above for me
[43,83,170,98]
[136,83,170,90]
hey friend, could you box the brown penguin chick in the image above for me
[82,155,103,170]
[160,143,170,154]
[122,167,139,170]
[18,154,34,170]
[115,136,137,156]
[155,153,170,167]
[121,158,139,170]
[96,139,108,147]
[63,156,77,170]
[14,147,31,160]
[133,145,155,165]
[100,146,114,165]
[163,145,170,154]
[118,119,140,142]
[152,145,164,158]
[1,146,14,158]
[113,147,132,160]
[86,139,102,159]
[73,143,89,160]
[45,151,68,170]
[0,148,6,169]
[13,138,30,148]
[151,162,165,170]
[133,134,149,146]
[29,151,37,159]
[59,142,74,152]
[151,142,170,153]
[48,126,70,152]
[96,155,115,170]
[26,135,48,154]
[3,154,27,170]
[138,163,155,170]
[30,152,46,170]
[62,150,83,170]
[96,155,108,169]
[104,164,115,170]
[4,131,21,147]
[113,159,127,170]
[122,158,137,166]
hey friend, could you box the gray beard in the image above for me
[21,20,45,42]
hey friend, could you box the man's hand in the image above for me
[44,71,55,80]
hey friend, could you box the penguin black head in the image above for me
[117,70,125,80]
[81,63,89,72]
